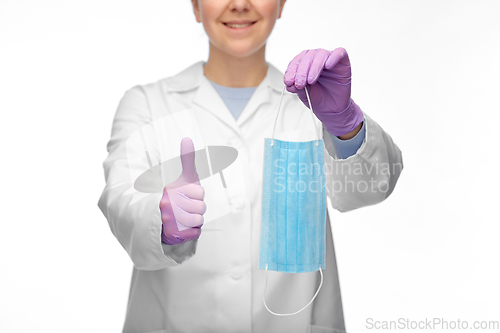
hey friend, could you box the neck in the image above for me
[203,43,268,88]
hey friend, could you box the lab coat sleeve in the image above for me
[98,86,197,270]
[323,112,403,212]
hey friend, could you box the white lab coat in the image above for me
[98,61,403,333]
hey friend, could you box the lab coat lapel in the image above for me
[237,63,285,127]
[193,75,241,137]
[190,62,285,134]
[236,80,271,127]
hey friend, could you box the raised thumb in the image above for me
[179,137,199,183]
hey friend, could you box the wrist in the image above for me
[322,98,364,136]
[337,121,363,140]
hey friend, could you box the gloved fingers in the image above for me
[161,223,184,245]
[181,213,204,228]
[308,49,331,85]
[284,49,308,88]
[172,191,207,215]
[178,183,205,200]
[282,85,309,106]
[160,200,177,225]
[171,202,205,227]
[293,49,319,90]
[160,186,203,244]
[160,191,178,224]
[325,47,350,70]
[163,224,202,244]
[295,89,309,108]
[285,84,300,94]
[175,227,202,241]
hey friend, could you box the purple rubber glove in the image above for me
[160,137,207,245]
[284,48,364,137]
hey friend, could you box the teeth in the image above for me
[226,23,252,28]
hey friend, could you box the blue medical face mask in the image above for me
[259,87,326,316]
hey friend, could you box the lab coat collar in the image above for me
[164,62,204,93]
[166,61,285,137]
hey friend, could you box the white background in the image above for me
[1,0,499,332]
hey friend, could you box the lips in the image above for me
[223,21,257,29]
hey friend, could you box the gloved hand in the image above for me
[284,48,364,137]
[160,137,207,245]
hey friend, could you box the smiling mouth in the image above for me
[223,22,257,29]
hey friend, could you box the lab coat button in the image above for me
[230,268,244,280]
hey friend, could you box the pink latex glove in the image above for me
[284,48,364,137]
[160,137,206,245]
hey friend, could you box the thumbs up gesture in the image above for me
[160,137,207,245]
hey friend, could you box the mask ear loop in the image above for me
[303,85,321,146]
[271,85,321,147]
[263,264,324,316]
[270,87,286,147]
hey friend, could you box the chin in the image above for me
[223,43,266,59]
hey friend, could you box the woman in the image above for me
[98,0,403,332]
